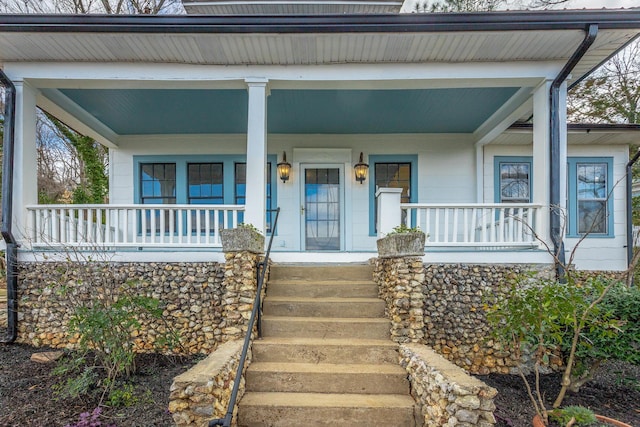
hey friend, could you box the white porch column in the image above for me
[376,187,403,238]
[532,81,552,247]
[12,80,38,244]
[244,78,269,233]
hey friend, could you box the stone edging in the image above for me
[169,339,248,427]
[399,343,497,427]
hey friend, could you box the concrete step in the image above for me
[267,280,378,298]
[269,264,374,282]
[238,392,416,427]
[263,297,385,318]
[261,316,390,339]
[246,362,409,394]
[252,337,399,365]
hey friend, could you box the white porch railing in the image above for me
[26,204,245,248]
[401,203,543,247]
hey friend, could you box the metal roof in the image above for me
[0,11,639,85]
[182,0,403,15]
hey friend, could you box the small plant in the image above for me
[388,224,422,234]
[549,406,598,426]
[64,407,115,427]
[107,382,139,407]
[52,361,98,400]
[237,222,263,235]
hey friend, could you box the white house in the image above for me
[1,9,639,271]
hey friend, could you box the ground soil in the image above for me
[479,360,640,427]
[1,343,639,426]
[0,343,199,427]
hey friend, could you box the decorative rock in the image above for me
[30,351,64,363]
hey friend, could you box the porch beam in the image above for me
[473,87,533,146]
[5,62,560,90]
[38,89,120,148]
[244,78,269,233]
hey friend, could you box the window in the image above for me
[140,163,176,233]
[494,157,532,203]
[375,163,412,204]
[140,163,176,204]
[235,163,273,231]
[135,155,277,233]
[577,163,607,234]
[369,156,417,235]
[568,157,613,237]
[188,163,224,204]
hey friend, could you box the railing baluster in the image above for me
[196,209,202,244]
[452,208,459,243]
[169,208,175,244]
[443,208,449,243]
[214,208,221,245]
[205,208,211,244]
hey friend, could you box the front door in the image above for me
[301,165,343,251]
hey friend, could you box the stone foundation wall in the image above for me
[423,264,544,374]
[169,339,248,427]
[374,258,555,374]
[374,257,425,343]
[399,343,497,427]
[17,253,260,354]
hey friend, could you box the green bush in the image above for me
[51,271,181,404]
[576,282,640,367]
[485,274,630,419]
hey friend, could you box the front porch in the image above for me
[24,199,548,264]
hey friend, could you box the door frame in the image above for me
[299,163,346,251]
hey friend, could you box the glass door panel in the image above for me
[304,167,341,251]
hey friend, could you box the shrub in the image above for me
[485,274,629,423]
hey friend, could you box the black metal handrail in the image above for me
[209,207,280,427]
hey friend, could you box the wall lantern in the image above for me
[354,152,369,184]
[277,152,292,183]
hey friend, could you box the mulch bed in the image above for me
[0,343,199,427]
[1,343,639,426]
[479,360,640,427]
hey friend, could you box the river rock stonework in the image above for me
[221,251,261,340]
[169,339,248,427]
[374,256,425,343]
[374,258,556,374]
[400,343,497,427]
[16,255,260,354]
[423,264,538,374]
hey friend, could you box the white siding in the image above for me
[484,144,629,271]
[111,133,476,253]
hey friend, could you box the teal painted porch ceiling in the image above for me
[56,87,520,135]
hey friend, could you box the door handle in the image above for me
[301,205,305,215]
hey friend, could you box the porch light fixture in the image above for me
[354,152,369,184]
[277,152,291,183]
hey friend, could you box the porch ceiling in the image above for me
[45,86,520,135]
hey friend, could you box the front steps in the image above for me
[238,264,416,427]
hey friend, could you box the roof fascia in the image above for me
[1,10,640,34]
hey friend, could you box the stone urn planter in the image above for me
[376,231,426,258]
[533,414,631,427]
[220,226,265,253]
